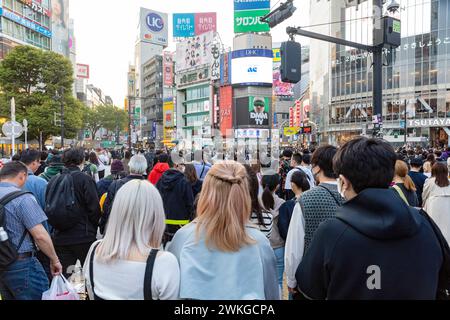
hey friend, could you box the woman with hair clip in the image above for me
[261,174,285,292]
[168,161,279,300]
[391,160,419,207]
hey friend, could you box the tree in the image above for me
[0,46,83,142]
[84,104,128,139]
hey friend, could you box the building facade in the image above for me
[142,55,163,142]
[309,0,450,147]
[0,0,52,59]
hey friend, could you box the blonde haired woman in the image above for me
[391,160,419,207]
[83,180,180,300]
[168,161,279,300]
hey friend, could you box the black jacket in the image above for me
[156,169,194,234]
[48,166,101,246]
[191,179,203,200]
[296,188,443,300]
[100,175,144,234]
[277,199,297,241]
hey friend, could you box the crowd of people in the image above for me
[0,139,449,300]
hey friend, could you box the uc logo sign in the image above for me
[146,13,164,32]
[247,67,258,73]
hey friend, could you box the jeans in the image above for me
[273,247,285,290]
[0,257,49,300]
[55,242,93,278]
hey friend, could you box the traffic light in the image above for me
[267,0,297,28]
[280,41,302,84]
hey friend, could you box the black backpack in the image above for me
[45,170,79,231]
[82,163,95,179]
[0,191,33,273]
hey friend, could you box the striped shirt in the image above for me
[0,182,48,254]
[250,211,273,239]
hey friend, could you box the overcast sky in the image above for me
[70,0,309,106]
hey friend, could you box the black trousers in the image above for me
[98,170,105,179]
[55,242,94,278]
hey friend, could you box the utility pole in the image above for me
[372,0,384,138]
[128,96,132,149]
[60,87,65,149]
[404,99,408,146]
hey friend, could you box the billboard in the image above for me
[231,49,273,86]
[234,9,270,33]
[211,42,221,81]
[139,8,168,47]
[234,0,271,11]
[273,48,281,62]
[235,96,271,127]
[219,86,233,136]
[163,52,174,87]
[76,64,90,79]
[163,101,175,128]
[220,52,232,86]
[52,0,70,56]
[175,31,214,72]
[273,65,293,96]
[173,12,217,38]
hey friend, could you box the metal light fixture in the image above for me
[386,0,400,14]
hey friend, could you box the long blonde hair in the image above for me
[195,161,255,252]
[395,160,417,192]
[96,180,165,262]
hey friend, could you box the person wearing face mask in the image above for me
[156,160,194,247]
[296,137,443,300]
[284,153,315,200]
[285,145,344,299]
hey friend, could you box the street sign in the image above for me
[284,127,300,136]
[2,121,23,138]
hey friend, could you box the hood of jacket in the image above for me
[336,188,422,240]
[153,162,170,174]
[158,169,186,191]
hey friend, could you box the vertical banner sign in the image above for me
[219,86,233,136]
[295,100,301,127]
[211,42,221,81]
[163,52,174,87]
[220,52,232,86]
[289,107,294,127]
[52,0,70,57]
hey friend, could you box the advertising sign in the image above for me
[173,13,195,38]
[231,49,273,86]
[220,52,232,86]
[163,52,174,87]
[195,12,217,35]
[173,13,217,38]
[163,101,174,128]
[273,48,281,62]
[234,9,270,33]
[235,96,271,127]
[219,86,233,136]
[234,0,271,11]
[52,0,69,56]
[273,65,293,96]
[2,9,51,38]
[139,8,168,47]
[76,64,90,79]
[176,67,210,89]
[211,42,221,81]
[18,0,51,16]
[284,127,300,136]
[175,31,214,72]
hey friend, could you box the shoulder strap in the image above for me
[89,242,102,300]
[393,185,409,205]
[318,185,342,206]
[200,163,206,179]
[143,249,159,301]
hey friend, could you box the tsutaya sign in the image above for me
[408,118,450,128]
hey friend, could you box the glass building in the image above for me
[309,0,450,147]
[0,0,52,59]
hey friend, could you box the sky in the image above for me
[70,0,310,106]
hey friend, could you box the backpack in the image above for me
[82,163,95,179]
[0,191,33,273]
[45,170,79,231]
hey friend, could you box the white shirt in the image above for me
[284,202,305,289]
[83,242,180,300]
[97,154,108,171]
[285,166,315,190]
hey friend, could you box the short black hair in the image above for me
[291,170,311,192]
[0,161,28,180]
[292,153,303,165]
[62,148,85,167]
[20,149,41,165]
[302,153,311,165]
[311,145,338,179]
[158,153,169,163]
[282,149,293,158]
[40,151,48,161]
[333,137,396,194]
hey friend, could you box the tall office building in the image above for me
[309,0,450,147]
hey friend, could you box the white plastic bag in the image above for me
[42,275,80,300]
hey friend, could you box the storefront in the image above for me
[408,118,450,147]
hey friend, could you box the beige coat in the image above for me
[423,178,450,245]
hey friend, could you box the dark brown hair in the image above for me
[432,162,450,188]
[184,163,198,184]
